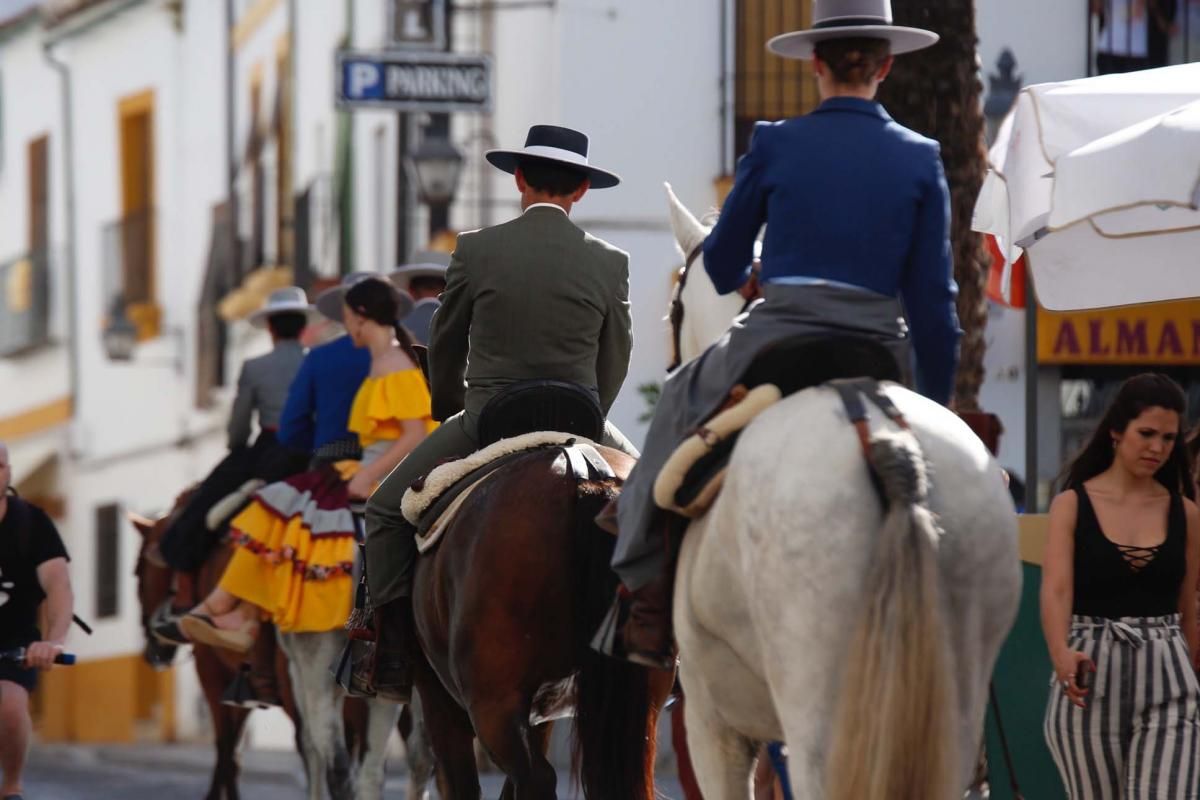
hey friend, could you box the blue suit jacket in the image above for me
[278,334,371,452]
[703,97,961,405]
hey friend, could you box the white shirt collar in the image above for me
[524,203,568,215]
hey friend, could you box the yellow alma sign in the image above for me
[1038,301,1200,365]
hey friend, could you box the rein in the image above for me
[668,244,763,372]
[667,243,705,372]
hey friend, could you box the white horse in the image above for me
[278,631,436,800]
[663,187,1023,800]
[664,183,747,369]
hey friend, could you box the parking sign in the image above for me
[337,50,492,112]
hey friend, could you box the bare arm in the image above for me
[1040,491,1089,706]
[1178,498,1200,667]
[348,419,428,500]
[27,557,73,669]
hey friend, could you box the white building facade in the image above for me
[0,0,1107,745]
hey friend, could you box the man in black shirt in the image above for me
[0,442,73,800]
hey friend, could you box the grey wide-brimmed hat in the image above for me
[766,0,939,60]
[389,251,451,291]
[485,125,621,189]
[247,286,319,329]
[314,272,415,324]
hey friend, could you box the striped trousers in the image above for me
[1045,615,1200,799]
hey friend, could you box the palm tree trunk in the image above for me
[877,0,991,413]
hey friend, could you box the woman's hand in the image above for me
[347,472,374,501]
[1053,649,1094,708]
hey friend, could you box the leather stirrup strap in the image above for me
[830,378,911,507]
[830,378,910,460]
[830,379,873,460]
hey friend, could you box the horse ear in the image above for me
[128,512,156,537]
[665,182,709,260]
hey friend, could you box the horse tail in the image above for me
[826,428,959,800]
[570,489,656,800]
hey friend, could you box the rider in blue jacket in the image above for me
[607,0,960,668]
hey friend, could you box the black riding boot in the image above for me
[372,597,416,703]
[620,512,686,670]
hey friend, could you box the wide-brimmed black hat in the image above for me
[485,125,620,189]
[767,0,938,60]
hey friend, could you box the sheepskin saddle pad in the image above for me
[403,431,611,553]
[653,383,783,518]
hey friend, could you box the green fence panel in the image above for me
[985,561,1066,799]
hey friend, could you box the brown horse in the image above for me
[411,444,673,799]
[133,488,435,800]
[132,488,307,800]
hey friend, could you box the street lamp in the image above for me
[984,49,1022,145]
[408,124,464,240]
[408,133,465,207]
[102,295,138,361]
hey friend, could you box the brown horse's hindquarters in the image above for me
[412,446,663,799]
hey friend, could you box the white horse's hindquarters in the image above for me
[677,385,1022,795]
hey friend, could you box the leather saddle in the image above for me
[405,380,608,538]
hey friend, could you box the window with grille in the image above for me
[734,0,818,158]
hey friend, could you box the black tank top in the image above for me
[1072,487,1185,619]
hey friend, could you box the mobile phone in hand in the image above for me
[1076,660,1095,691]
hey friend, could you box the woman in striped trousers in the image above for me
[1042,374,1200,798]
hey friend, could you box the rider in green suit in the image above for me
[364,125,640,700]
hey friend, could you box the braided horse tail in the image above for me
[825,399,959,800]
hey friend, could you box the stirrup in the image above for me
[221,664,274,710]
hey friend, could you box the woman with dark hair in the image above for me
[1041,373,1200,798]
[178,277,434,653]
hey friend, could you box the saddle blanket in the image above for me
[403,431,604,553]
[653,383,782,518]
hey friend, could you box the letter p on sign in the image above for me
[346,61,383,99]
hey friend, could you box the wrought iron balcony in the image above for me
[0,251,51,357]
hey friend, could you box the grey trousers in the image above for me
[1045,615,1200,799]
[364,409,638,606]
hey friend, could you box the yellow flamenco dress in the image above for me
[218,368,435,633]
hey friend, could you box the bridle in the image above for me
[667,244,761,372]
[667,243,705,372]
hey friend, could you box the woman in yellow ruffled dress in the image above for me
[180,276,435,652]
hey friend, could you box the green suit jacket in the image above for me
[428,205,633,422]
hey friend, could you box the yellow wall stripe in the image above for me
[34,653,175,743]
[0,396,72,440]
